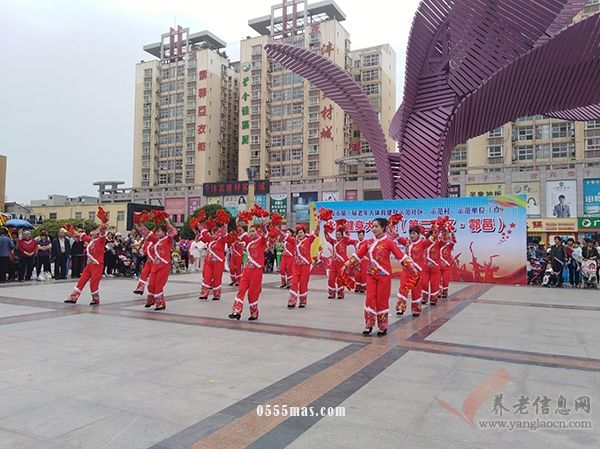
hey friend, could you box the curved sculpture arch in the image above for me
[266,0,600,199]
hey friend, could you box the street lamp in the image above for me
[246,167,258,209]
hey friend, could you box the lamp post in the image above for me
[246,167,258,210]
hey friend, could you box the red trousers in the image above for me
[201,259,225,299]
[421,265,441,304]
[230,255,243,285]
[135,260,153,292]
[328,260,345,298]
[148,264,170,306]
[354,259,369,293]
[396,269,422,315]
[231,267,262,318]
[440,266,451,297]
[280,255,293,287]
[72,263,103,299]
[364,274,390,331]
[288,264,311,307]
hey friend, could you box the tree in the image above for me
[34,219,97,239]
[180,204,236,240]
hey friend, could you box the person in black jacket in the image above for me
[51,228,71,279]
[70,233,85,278]
[549,236,566,288]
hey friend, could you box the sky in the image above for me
[0,0,420,204]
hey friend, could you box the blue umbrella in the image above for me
[4,219,34,229]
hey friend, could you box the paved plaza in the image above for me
[0,273,599,449]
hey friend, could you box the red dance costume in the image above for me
[146,232,174,310]
[229,236,245,286]
[231,230,268,319]
[352,236,414,331]
[440,233,456,298]
[395,236,432,315]
[135,233,155,294]
[199,229,227,300]
[354,239,370,293]
[287,229,319,308]
[69,226,107,304]
[422,236,443,305]
[325,234,356,299]
[279,234,294,288]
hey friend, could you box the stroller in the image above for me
[115,249,136,278]
[580,260,598,289]
[171,250,187,274]
[527,258,546,285]
[541,264,560,287]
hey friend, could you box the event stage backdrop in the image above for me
[311,196,527,285]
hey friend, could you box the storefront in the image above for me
[578,217,600,242]
[527,218,579,245]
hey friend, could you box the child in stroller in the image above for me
[527,258,546,285]
[115,246,135,277]
[171,246,187,274]
[580,260,598,289]
[541,264,561,287]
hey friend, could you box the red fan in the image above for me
[418,225,426,235]
[324,221,335,234]
[238,211,253,223]
[151,210,170,223]
[271,211,284,226]
[196,211,207,223]
[205,218,216,230]
[189,217,200,231]
[96,207,109,224]
[335,218,347,228]
[250,204,266,218]
[389,213,404,226]
[133,212,143,225]
[215,209,231,225]
[319,208,333,221]
[64,224,77,236]
[339,266,356,291]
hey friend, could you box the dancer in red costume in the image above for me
[65,223,108,305]
[228,217,272,321]
[279,229,294,289]
[324,225,356,299]
[344,217,417,335]
[395,226,432,316]
[145,221,178,310]
[422,223,443,305]
[198,223,228,300]
[354,230,369,294]
[133,224,154,295]
[228,228,245,287]
[287,218,321,309]
[440,229,457,298]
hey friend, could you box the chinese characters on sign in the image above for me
[491,393,590,416]
[197,70,208,152]
[240,62,251,146]
[465,183,505,197]
[202,181,270,197]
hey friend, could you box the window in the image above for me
[142,147,150,156]
[488,127,502,138]
[271,75,281,87]
[252,45,262,56]
[251,90,260,100]
[251,105,260,115]
[271,166,281,177]
[292,148,303,160]
[515,146,534,160]
[271,135,283,147]
[535,124,550,140]
[362,53,380,67]
[308,128,318,139]
[308,144,319,154]
[291,118,303,130]
[586,120,600,129]
[308,112,318,123]
[251,120,260,130]
[88,211,96,221]
[75,212,82,220]
[291,164,303,176]
[292,134,303,145]
[251,75,261,85]
[586,138,600,151]
[362,69,379,82]
[252,61,262,70]
[48,213,57,220]
[369,97,380,109]
[487,145,503,158]
[291,103,303,114]
[552,122,572,138]
[515,126,534,141]
[535,144,550,159]
[292,87,304,99]
[141,173,149,182]
[251,135,260,144]
[363,83,380,95]
[552,143,571,158]
[117,211,125,221]
[451,146,467,161]
[308,161,319,171]
[144,68,152,77]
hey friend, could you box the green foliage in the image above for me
[34,219,97,239]
[180,204,236,240]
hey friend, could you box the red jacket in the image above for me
[241,232,268,270]
[354,235,408,276]
[200,230,227,263]
[230,238,246,259]
[440,234,456,268]
[18,239,37,256]
[325,234,356,263]
[294,234,316,266]
[282,234,295,258]
[83,229,107,265]
[397,236,433,272]
[152,236,173,267]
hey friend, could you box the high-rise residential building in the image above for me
[448,0,600,233]
[0,155,6,212]
[237,0,396,188]
[133,27,239,189]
